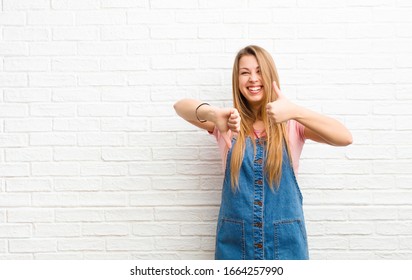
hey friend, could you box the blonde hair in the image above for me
[230,45,291,190]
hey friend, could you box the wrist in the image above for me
[292,104,308,121]
[196,103,217,123]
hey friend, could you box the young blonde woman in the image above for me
[174,45,352,260]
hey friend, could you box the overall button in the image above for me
[254,158,263,164]
[254,201,262,206]
[255,243,263,249]
[254,222,262,228]
[255,179,263,185]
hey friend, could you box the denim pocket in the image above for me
[274,219,309,260]
[215,218,245,260]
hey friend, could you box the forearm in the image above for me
[173,99,221,132]
[173,99,217,123]
[293,105,353,146]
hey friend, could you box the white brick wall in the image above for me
[0,0,411,260]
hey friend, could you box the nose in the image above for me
[249,72,259,82]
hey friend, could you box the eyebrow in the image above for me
[239,66,260,70]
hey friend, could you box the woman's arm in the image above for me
[266,82,353,146]
[173,99,241,148]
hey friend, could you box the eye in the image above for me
[240,72,249,75]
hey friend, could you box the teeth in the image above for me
[248,86,261,93]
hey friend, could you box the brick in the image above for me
[129,161,176,175]
[350,237,397,250]
[152,177,199,190]
[132,223,180,236]
[176,11,221,23]
[106,238,154,251]
[77,42,126,56]
[128,133,176,147]
[54,178,101,191]
[9,240,57,253]
[0,12,26,25]
[0,42,27,55]
[3,27,49,41]
[30,104,75,117]
[102,148,151,161]
[105,208,153,222]
[58,239,105,251]
[78,104,126,117]
[180,223,215,236]
[101,87,150,102]
[28,11,73,25]
[53,119,100,132]
[6,118,51,132]
[52,58,99,72]
[151,26,197,39]
[198,24,244,39]
[5,148,52,162]
[155,237,201,250]
[102,0,147,8]
[101,57,149,71]
[30,133,76,146]
[101,26,149,40]
[52,88,99,102]
[0,134,28,147]
[78,73,126,86]
[101,118,148,132]
[0,164,30,177]
[53,27,98,41]
[199,0,247,8]
[3,0,49,10]
[53,147,100,161]
[34,224,81,237]
[75,11,126,25]
[0,73,28,87]
[29,42,76,56]
[0,104,28,117]
[4,57,49,72]
[4,88,51,103]
[29,73,76,87]
[0,225,31,238]
[32,193,79,207]
[31,162,79,176]
[77,133,125,147]
[79,192,127,207]
[55,209,104,222]
[6,178,52,192]
[129,103,175,117]
[102,177,151,191]
[82,224,129,236]
[8,209,54,223]
[130,191,221,207]
[80,163,127,176]
[51,0,99,10]
[128,41,174,55]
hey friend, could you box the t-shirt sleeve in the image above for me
[209,126,230,171]
[287,120,306,175]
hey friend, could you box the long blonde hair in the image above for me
[230,45,291,190]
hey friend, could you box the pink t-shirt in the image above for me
[210,120,306,175]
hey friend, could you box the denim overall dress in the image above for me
[215,136,309,260]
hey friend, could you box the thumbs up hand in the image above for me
[266,81,298,124]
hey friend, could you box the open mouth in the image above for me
[247,86,263,95]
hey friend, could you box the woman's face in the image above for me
[238,54,265,109]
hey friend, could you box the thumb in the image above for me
[222,131,232,149]
[272,81,283,99]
